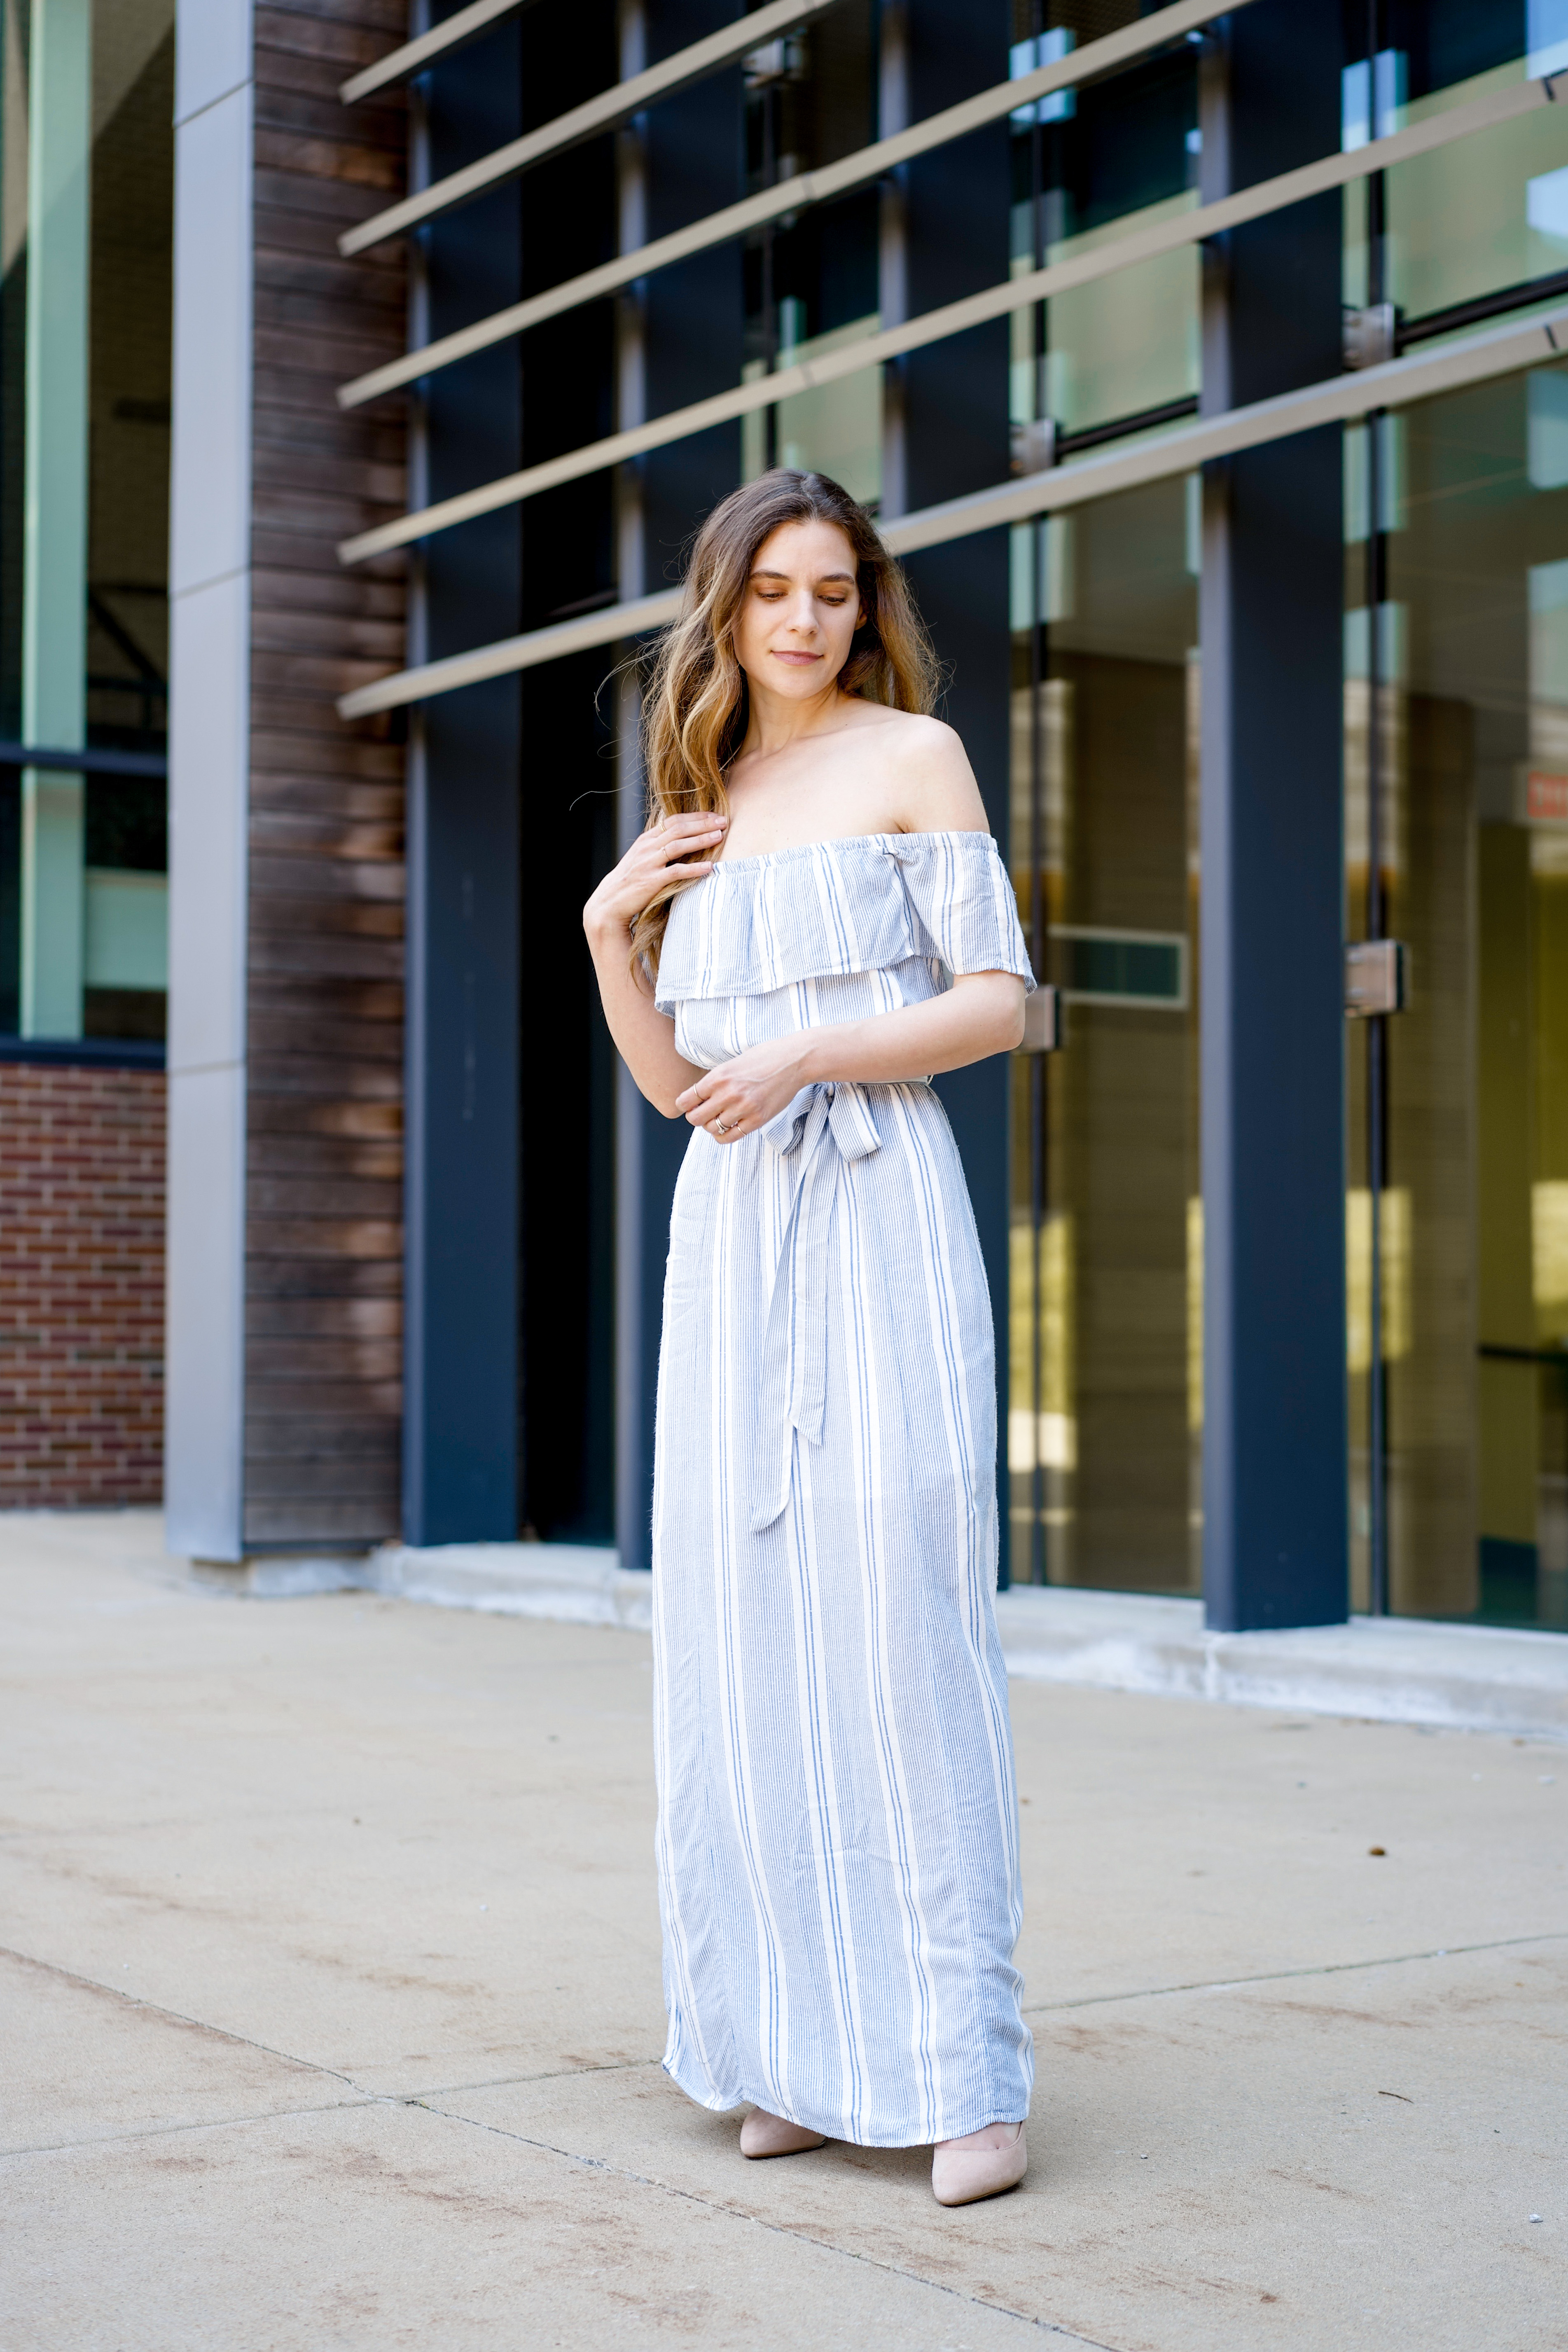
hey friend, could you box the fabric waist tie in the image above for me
[748,1079,885,1534]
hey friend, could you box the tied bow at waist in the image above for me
[748,1080,884,1534]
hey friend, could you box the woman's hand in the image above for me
[583,811,727,942]
[675,1034,813,1143]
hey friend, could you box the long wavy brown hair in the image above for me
[632,468,939,977]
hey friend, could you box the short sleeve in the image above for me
[884,832,1036,991]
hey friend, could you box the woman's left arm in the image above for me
[675,974,1024,1139]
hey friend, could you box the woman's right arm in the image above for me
[583,811,727,1116]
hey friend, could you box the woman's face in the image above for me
[731,517,865,703]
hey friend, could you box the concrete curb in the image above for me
[370,1541,654,1630]
[188,1541,654,1627]
[186,1538,1568,1743]
[993,1585,1568,1742]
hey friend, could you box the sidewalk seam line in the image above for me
[7,1932,1562,2124]
[0,2094,389,2162]
[1018,1930,1568,2018]
[0,1944,363,2090]
[411,2097,1126,2349]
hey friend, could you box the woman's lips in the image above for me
[773,650,820,664]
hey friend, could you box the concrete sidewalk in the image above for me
[211,1532,1568,1744]
[2,1511,1564,2351]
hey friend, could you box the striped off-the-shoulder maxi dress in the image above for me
[650,828,1037,2148]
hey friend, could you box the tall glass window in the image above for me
[0,0,172,1047]
[1348,367,1568,1633]
[1009,2,1199,466]
[1005,9,1201,1592]
[1009,480,1200,1591]
[1344,1,1568,334]
[740,0,879,503]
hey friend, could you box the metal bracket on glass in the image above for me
[744,33,806,85]
[1344,302,1397,370]
[1010,417,1057,477]
[1017,984,1063,1054]
[1345,939,1407,1017]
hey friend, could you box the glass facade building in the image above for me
[9,0,1568,1636]
[0,0,173,1050]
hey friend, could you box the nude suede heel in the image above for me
[931,2123,1028,2206]
[739,2108,829,2158]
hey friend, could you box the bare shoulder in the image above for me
[862,708,989,837]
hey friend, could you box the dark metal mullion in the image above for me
[1364,0,1390,1618]
[0,742,167,778]
[762,81,779,470]
[1397,267,1568,351]
[1028,510,1046,1587]
[1365,406,1389,1618]
[1027,0,1049,1587]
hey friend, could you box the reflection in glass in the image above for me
[1347,366,1568,1630]
[1009,22,1198,448]
[740,0,879,503]
[0,0,171,1044]
[1009,478,1200,1591]
[1342,4,1568,329]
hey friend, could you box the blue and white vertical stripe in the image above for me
[651,830,1036,2146]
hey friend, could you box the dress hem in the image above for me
[661,2053,1030,2150]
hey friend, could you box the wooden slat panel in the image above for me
[243,1458,400,1503]
[245,0,408,1548]
[252,129,402,195]
[247,1294,402,1335]
[252,406,406,462]
[255,6,404,70]
[250,614,406,662]
[249,941,404,987]
[250,727,402,777]
[245,1407,400,1442]
[243,1497,400,1543]
[245,1255,402,1297]
[252,566,404,620]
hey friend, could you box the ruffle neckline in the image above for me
[654,829,1034,1009]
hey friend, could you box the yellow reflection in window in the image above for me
[1186,1195,1203,1433]
[1534,1180,1568,1340]
[1008,1213,1074,1473]
[1346,1187,1412,1371]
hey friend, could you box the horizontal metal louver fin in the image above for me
[336,305,1568,720]
[335,0,1261,379]
[336,72,1559,563]
[338,0,848,256]
[339,0,544,106]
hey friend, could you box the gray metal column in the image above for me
[402,19,523,1544]
[898,0,1014,1581]
[1199,0,1348,1629]
[614,0,745,1570]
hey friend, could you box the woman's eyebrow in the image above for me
[748,567,855,584]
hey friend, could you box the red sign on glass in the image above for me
[1526,771,1568,822]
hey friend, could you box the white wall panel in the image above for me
[167,570,248,1076]
[171,81,252,596]
[164,1064,247,1559]
[175,0,252,128]
[166,0,253,1559]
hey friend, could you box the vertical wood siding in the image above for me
[245,1,409,1546]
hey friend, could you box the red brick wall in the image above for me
[0,1063,166,1506]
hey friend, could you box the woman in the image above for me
[584,470,1035,2207]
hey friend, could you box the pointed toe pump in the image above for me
[931,2123,1028,2207]
[739,2107,829,2159]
